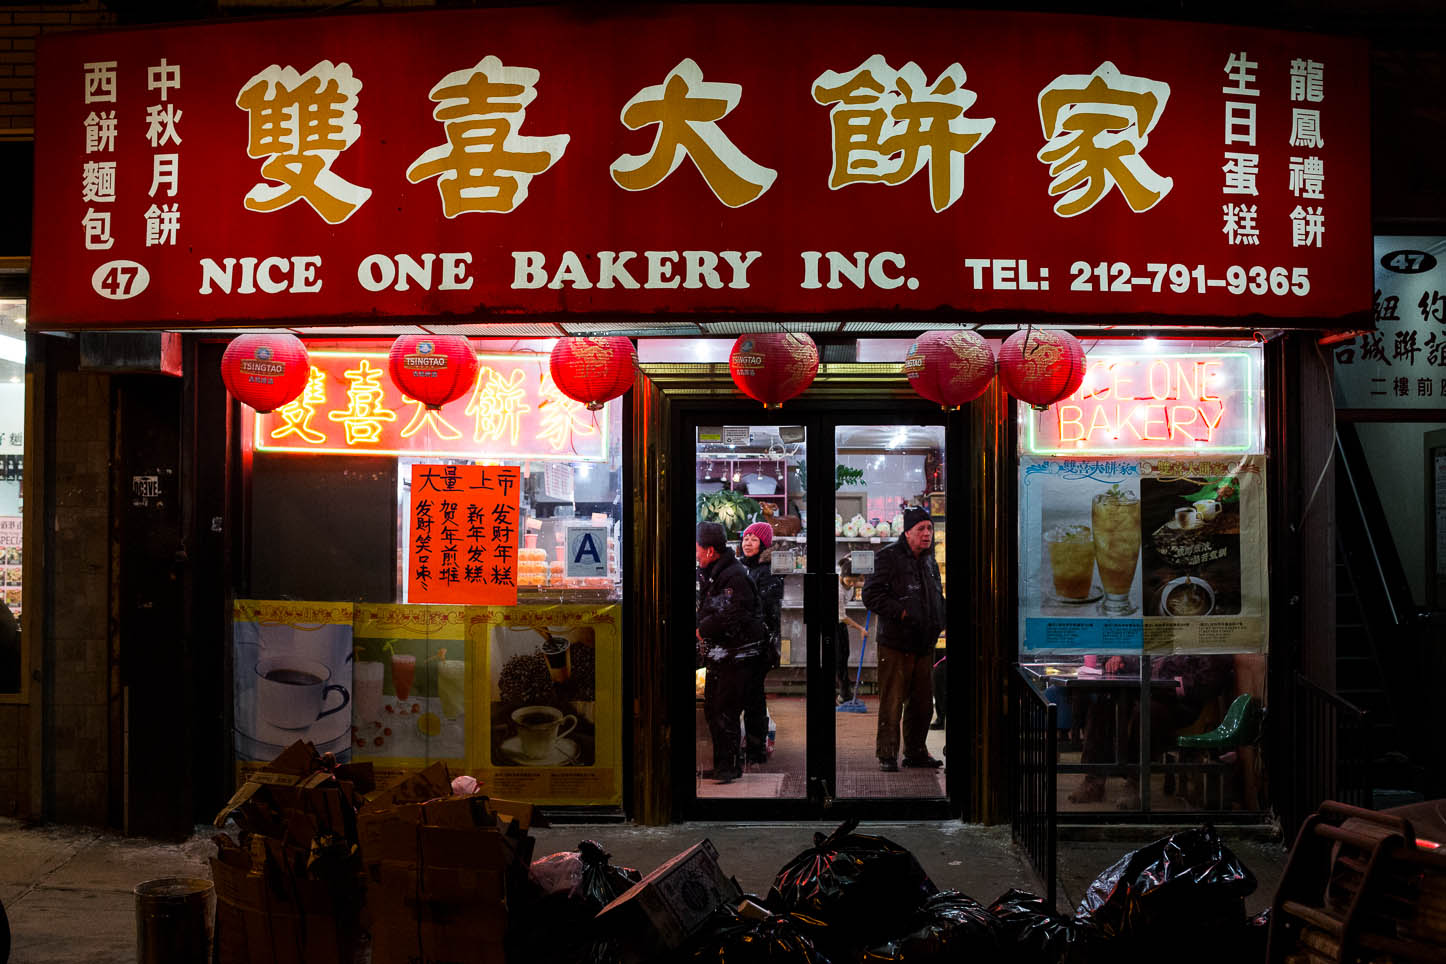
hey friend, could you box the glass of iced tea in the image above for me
[1044,524,1095,601]
[1091,488,1141,616]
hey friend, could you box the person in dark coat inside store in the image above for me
[862,507,947,772]
[738,521,783,764]
[695,521,768,784]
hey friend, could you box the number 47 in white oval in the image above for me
[90,260,151,300]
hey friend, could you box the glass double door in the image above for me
[686,410,953,815]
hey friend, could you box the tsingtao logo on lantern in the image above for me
[403,340,449,375]
[1024,350,1261,456]
[239,344,284,378]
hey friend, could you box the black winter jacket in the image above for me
[861,536,946,655]
[696,547,767,663]
[741,548,784,666]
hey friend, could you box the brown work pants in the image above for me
[876,645,934,763]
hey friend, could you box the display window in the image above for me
[1017,338,1269,814]
[235,339,625,805]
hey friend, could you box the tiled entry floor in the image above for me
[696,695,947,800]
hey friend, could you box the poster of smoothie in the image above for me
[232,600,355,764]
[351,603,469,767]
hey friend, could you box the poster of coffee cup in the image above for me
[232,600,355,762]
[350,603,468,764]
[489,622,597,767]
[1140,474,1243,616]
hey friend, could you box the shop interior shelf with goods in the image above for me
[696,456,787,500]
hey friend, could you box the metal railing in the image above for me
[1287,672,1370,839]
[1011,665,1057,909]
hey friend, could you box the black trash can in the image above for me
[134,877,214,964]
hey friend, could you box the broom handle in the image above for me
[853,610,868,692]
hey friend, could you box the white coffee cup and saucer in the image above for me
[255,656,350,730]
[499,705,578,766]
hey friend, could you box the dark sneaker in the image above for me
[713,769,741,784]
[901,755,944,768]
[879,759,899,772]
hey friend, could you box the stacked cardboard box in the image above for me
[210,741,373,964]
[359,763,535,964]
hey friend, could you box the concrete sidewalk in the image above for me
[0,818,1287,963]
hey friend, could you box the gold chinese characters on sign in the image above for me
[230,55,1175,221]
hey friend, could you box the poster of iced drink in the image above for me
[350,603,469,775]
[1020,460,1144,652]
[1019,456,1269,656]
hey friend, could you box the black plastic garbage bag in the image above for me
[769,819,938,947]
[859,891,1003,963]
[684,901,835,964]
[1076,825,1255,941]
[509,840,642,964]
[1075,825,1256,963]
[987,889,1097,964]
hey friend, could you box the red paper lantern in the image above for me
[904,330,997,409]
[998,329,1087,410]
[220,333,310,413]
[388,335,479,410]
[548,336,637,410]
[729,333,819,408]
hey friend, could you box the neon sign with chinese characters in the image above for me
[1023,349,1262,456]
[253,349,610,461]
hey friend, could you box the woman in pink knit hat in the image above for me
[738,521,783,764]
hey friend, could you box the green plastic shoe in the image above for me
[1176,693,1262,751]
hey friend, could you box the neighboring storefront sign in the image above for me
[407,463,521,606]
[1023,348,1264,456]
[1333,236,1446,408]
[253,349,610,461]
[0,517,19,614]
[352,602,622,806]
[232,599,356,764]
[1019,455,1269,655]
[34,7,1368,327]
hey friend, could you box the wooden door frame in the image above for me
[626,361,1013,825]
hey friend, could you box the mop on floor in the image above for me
[837,611,869,713]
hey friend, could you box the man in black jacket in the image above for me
[695,521,767,784]
[862,507,946,772]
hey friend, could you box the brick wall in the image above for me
[48,370,110,825]
[0,702,28,817]
[0,2,116,134]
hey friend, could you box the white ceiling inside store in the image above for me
[697,423,944,453]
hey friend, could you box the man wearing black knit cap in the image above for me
[695,521,767,784]
[862,506,946,771]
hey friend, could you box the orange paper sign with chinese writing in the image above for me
[408,464,520,606]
